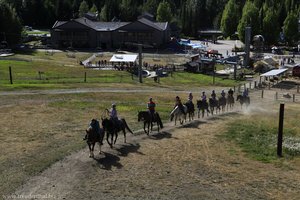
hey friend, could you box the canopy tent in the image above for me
[260,68,288,77]
[110,54,138,63]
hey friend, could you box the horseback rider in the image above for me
[201,92,207,102]
[243,89,248,98]
[211,90,216,100]
[147,97,156,121]
[83,118,101,140]
[175,96,186,114]
[108,103,119,127]
[221,90,226,98]
[188,92,193,102]
[228,88,234,96]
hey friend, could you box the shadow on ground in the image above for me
[93,152,123,170]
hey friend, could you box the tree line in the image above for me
[0,0,299,47]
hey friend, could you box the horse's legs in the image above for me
[149,121,153,133]
[98,142,102,154]
[143,121,147,134]
[106,132,112,148]
[114,132,119,144]
[90,143,95,158]
[88,143,92,157]
[122,129,126,143]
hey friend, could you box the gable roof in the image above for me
[52,17,94,29]
[137,18,168,31]
[94,22,129,31]
[52,17,168,32]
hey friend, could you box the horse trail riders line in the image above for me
[85,88,248,138]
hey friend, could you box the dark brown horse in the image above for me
[197,99,210,118]
[236,95,250,109]
[209,98,220,115]
[218,96,227,112]
[184,101,195,121]
[85,119,104,158]
[227,94,235,110]
[101,118,133,148]
[138,111,163,135]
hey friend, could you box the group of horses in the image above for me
[85,111,164,158]
[170,93,250,125]
[85,93,250,158]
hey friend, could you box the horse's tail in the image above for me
[121,118,134,134]
[156,113,164,129]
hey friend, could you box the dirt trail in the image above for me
[9,92,300,200]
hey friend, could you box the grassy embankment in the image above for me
[0,51,238,91]
[222,103,300,164]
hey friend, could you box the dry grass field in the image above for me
[1,87,300,200]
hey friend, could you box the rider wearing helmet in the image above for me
[109,103,118,120]
[175,96,186,114]
[188,92,193,102]
[243,89,248,97]
[201,92,207,102]
[221,90,226,97]
[211,90,216,100]
[147,97,156,120]
[228,88,234,96]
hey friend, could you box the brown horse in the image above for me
[197,99,210,118]
[236,95,250,109]
[138,111,163,135]
[227,94,235,110]
[85,119,104,158]
[209,98,220,115]
[218,96,227,112]
[184,101,195,121]
[101,118,133,148]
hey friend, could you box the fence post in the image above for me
[249,82,252,90]
[9,66,13,84]
[293,94,295,102]
[268,82,271,90]
[233,86,236,92]
[84,72,86,83]
[261,90,264,98]
[254,81,257,88]
[277,103,285,157]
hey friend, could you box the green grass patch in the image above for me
[223,109,300,163]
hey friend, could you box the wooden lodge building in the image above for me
[51,14,170,49]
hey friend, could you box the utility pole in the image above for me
[138,44,143,83]
[125,42,153,83]
[244,27,251,68]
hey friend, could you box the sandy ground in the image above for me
[9,90,300,200]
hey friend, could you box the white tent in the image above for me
[110,54,138,63]
[260,68,288,77]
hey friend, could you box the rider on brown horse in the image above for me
[147,97,156,121]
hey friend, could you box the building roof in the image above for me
[52,17,168,32]
[94,22,129,31]
[137,18,167,31]
[110,54,138,62]
[260,68,288,77]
